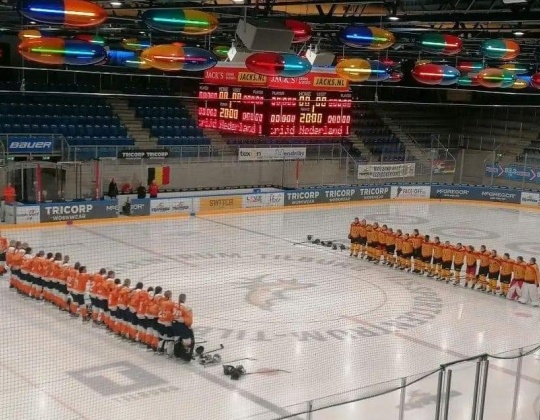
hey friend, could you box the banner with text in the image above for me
[199,196,243,212]
[390,186,431,200]
[204,65,349,92]
[16,205,40,224]
[284,186,391,206]
[242,193,284,209]
[430,186,521,204]
[358,163,416,180]
[239,148,306,162]
[127,198,151,216]
[40,201,119,223]
[150,197,196,215]
[118,149,170,159]
[485,164,539,183]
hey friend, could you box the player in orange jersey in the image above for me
[157,290,175,355]
[10,243,26,293]
[366,222,377,262]
[385,228,396,267]
[107,279,122,332]
[0,231,9,276]
[441,241,454,282]
[89,268,106,323]
[487,250,501,294]
[6,240,17,289]
[171,293,195,361]
[410,229,423,274]
[464,245,478,288]
[29,251,45,299]
[146,286,164,351]
[377,225,388,264]
[519,257,540,307]
[401,233,413,271]
[136,286,153,345]
[499,253,514,298]
[452,243,466,285]
[101,271,116,328]
[394,230,404,269]
[348,217,362,257]
[420,235,434,276]
[66,262,80,315]
[508,256,525,301]
[431,237,443,279]
[117,279,132,337]
[19,247,34,297]
[475,245,490,291]
[127,282,144,341]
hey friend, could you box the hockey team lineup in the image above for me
[4,201,540,420]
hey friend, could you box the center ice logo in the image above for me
[237,274,316,311]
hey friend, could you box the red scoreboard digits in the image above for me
[198,84,352,137]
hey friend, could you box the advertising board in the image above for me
[199,196,243,212]
[40,201,119,223]
[390,186,431,200]
[150,198,195,215]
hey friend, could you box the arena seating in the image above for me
[0,92,134,160]
[353,105,407,162]
[128,97,210,147]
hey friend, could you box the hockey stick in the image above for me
[203,357,258,368]
[244,368,292,375]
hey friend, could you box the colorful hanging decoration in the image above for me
[18,29,42,40]
[383,71,403,83]
[245,52,311,78]
[335,59,390,82]
[212,45,229,59]
[418,33,463,55]
[457,62,484,74]
[531,73,540,89]
[74,34,105,46]
[339,26,395,50]
[285,19,312,43]
[18,0,107,28]
[142,9,218,35]
[512,79,529,90]
[457,75,480,87]
[476,68,515,88]
[480,39,520,61]
[411,63,460,86]
[19,37,107,65]
[122,38,151,51]
[499,63,529,75]
[141,45,217,72]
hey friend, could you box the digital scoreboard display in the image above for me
[198,85,351,137]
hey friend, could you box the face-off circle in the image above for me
[431,226,500,240]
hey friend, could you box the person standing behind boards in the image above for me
[136,182,147,199]
[148,180,159,199]
[108,179,119,199]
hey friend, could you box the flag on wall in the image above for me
[147,166,170,186]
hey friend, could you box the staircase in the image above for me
[379,116,429,161]
[350,134,373,161]
[107,97,155,148]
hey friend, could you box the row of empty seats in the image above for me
[157,137,211,146]
[0,115,120,126]
[1,123,128,138]
[65,136,133,146]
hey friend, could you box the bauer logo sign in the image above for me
[40,201,119,223]
[150,198,194,215]
[15,205,40,224]
[199,196,242,212]
[285,187,390,206]
[7,138,54,154]
[520,191,540,206]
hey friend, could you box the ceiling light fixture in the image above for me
[110,1,122,5]
[388,15,400,21]
[513,30,524,36]
[232,0,245,4]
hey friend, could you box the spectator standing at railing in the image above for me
[108,179,119,199]
[136,182,147,199]
[148,180,159,199]
[3,182,16,204]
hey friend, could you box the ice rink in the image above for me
[2,200,540,420]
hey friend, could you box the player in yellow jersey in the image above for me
[420,235,434,276]
[464,245,478,288]
[452,243,466,286]
[476,245,490,291]
[431,237,443,279]
[441,241,454,283]
[394,230,404,269]
[385,228,396,267]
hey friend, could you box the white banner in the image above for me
[16,205,40,224]
[239,148,306,162]
[242,193,284,208]
[358,163,416,180]
[520,191,540,206]
[391,186,430,199]
[150,198,198,215]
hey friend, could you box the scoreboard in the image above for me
[198,85,352,137]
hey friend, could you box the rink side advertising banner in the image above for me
[40,201,119,223]
[128,198,150,216]
[357,163,416,180]
[284,187,391,206]
[238,148,307,162]
[485,163,539,183]
[430,186,521,204]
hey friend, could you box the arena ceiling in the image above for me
[1,0,540,63]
